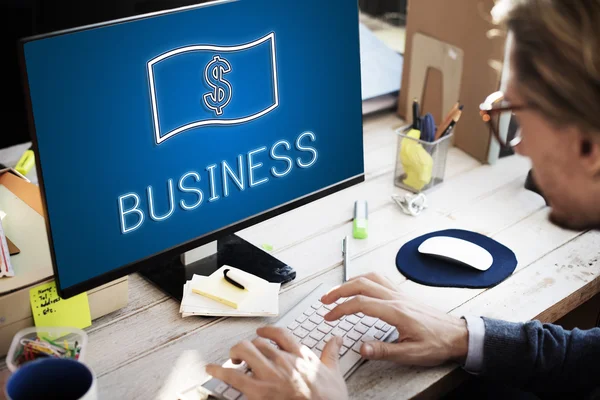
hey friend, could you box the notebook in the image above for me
[179,266,280,318]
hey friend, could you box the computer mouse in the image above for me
[417,236,493,271]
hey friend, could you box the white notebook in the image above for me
[179,266,280,317]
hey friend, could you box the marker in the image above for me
[15,146,35,176]
[223,268,245,290]
[353,200,368,239]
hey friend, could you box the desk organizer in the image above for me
[394,125,453,193]
[6,326,88,372]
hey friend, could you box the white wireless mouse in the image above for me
[418,236,493,271]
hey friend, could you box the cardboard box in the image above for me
[0,168,128,356]
[398,0,508,163]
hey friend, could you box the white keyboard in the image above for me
[179,283,396,400]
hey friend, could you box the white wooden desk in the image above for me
[2,111,599,399]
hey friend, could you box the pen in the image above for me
[223,268,245,290]
[412,98,420,130]
[342,236,349,282]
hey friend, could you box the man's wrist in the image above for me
[449,316,469,365]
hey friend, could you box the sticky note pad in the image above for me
[29,281,92,329]
[192,267,251,309]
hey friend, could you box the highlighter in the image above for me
[15,146,35,176]
[353,200,368,239]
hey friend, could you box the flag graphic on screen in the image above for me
[147,32,279,145]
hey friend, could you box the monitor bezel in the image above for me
[17,0,365,299]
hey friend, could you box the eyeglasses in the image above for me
[479,91,529,149]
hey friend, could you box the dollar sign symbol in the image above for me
[203,55,232,116]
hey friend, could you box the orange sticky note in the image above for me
[29,281,91,329]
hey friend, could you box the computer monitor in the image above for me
[19,0,365,299]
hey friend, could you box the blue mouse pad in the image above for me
[396,229,518,288]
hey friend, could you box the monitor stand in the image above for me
[138,234,296,301]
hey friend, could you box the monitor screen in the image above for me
[20,0,364,297]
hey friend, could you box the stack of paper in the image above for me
[180,265,280,317]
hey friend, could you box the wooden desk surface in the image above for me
[2,111,598,399]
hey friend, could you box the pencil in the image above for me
[435,102,460,140]
[441,107,463,138]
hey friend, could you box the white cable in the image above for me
[391,193,428,217]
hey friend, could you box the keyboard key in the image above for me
[360,316,378,327]
[301,337,318,348]
[323,303,335,310]
[361,335,375,343]
[313,348,322,357]
[356,312,365,318]
[323,333,333,343]
[287,321,299,331]
[316,341,326,351]
[309,315,324,325]
[339,348,362,372]
[338,321,353,331]
[343,337,355,348]
[325,319,340,327]
[316,308,329,317]
[303,308,315,317]
[317,323,332,334]
[375,321,385,330]
[311,301,322,309]
[310,330,326,341]
[347,330,362,341]
[301,321,317,332]
[296,314,308,323]
[335,298,346,305]
[223,387,241,400]
[239,396,248,400]
[345,315,360,325]
[339,346,349,356]
[293,327,310,339]
[331,328,345,337]
[214,382,230,394]
[354,324,368,334]
[352,341,363,353]
[374,331,384,340]
[381,323,392,332]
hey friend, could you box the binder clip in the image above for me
[391,193,428,217]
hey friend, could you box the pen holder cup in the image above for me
[394,125,454,193]
[6,326,88,372]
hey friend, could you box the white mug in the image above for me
[5,358,97,400]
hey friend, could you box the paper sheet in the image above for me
[359,23,404,100]
[180,267,280,317]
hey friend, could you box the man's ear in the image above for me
[579,133,600,177]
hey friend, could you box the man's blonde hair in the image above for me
[492,0,600,134]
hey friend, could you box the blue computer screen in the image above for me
[22,0,364,291]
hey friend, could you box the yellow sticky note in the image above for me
[29,281,92,329]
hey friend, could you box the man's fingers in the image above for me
[350,272,397,291]
[252,337,294,371]
[360,340,421,364]
[229,340,277,379]
[320,277,397,305]
[256,326,302,356]
[324,296,398,324]
[320,335,343,370]
[206,364,256,393]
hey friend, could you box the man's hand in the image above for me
[206,326,348,400]
[320,272,468,367]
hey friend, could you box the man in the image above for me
[206,0,600,398]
